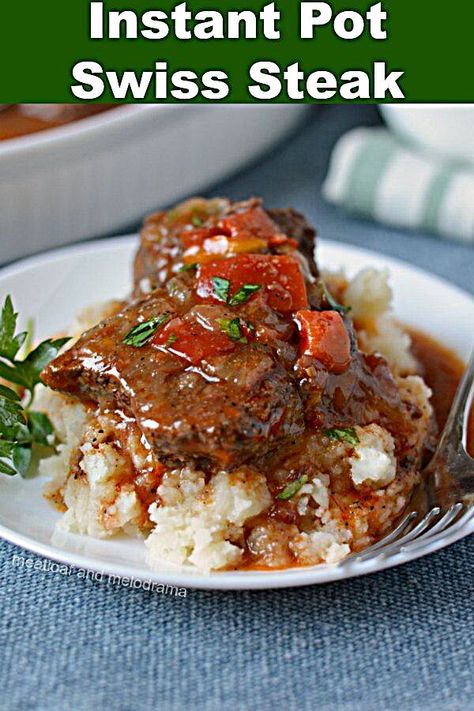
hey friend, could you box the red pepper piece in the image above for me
[197,254,308,313]
[295,310,351,373]
[218,207,277,240]
[152,317,236,365]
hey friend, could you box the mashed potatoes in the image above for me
[146,468,271,571]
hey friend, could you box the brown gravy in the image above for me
[410,329,473,456]
[0,105,115,141]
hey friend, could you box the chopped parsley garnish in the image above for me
[324,427,360,446]
[191,215,204,227]
[211,277,231,303]
[319,280,350,315]
[212,278,261,307]
[122,313,170,347]
[277,474,308,500]
[179,262,198,273]
[0,296,69,478]
[216,318,247,343]
[166,333,178,346]
[229,284,261,306]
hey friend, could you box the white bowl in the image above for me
[0,105,307,265]
[380,104,474,164]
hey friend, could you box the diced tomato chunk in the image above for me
[218,207,277,240]
[152,317,236,365]
[196,254,308,313]
[295,310,351,373]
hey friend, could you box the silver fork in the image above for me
[345,348,474,564]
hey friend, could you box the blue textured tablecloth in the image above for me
[1,106,473,711]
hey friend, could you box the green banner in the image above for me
[0,0,472,102]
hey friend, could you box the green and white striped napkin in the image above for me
[322,127,474,244]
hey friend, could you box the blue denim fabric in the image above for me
[1,105,473,711]
[1,536,473,711]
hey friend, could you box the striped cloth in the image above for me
[322,127,474,244]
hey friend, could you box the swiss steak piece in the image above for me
[43,196,418,479]
[133,197,318,296]
[42,293,305,471]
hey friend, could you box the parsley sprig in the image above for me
[211,277,261,306]
[0,296,69,477]
[122,313,171,347]
[324,427,360,446]
[229,284,262,306]
[216,318,248,343]
[211,277,231,303]
[319,280,350,315]
[277,474,308,501]
[179,262,198,273]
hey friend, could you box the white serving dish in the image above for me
[0,236,472,590]
[380,104,474,164]
[0,105,307,265]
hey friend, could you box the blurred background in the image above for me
[0,103,472,293]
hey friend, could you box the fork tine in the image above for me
[394,504,463,554]
[354,508,441,563]
[343,511,416,562]
[401,504,474,554]
[356,503,470,563]
[416,503,464,538]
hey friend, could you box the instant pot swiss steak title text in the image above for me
[71,1,404,101]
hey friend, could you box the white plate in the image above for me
[0,237,473,590]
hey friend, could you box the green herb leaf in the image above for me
[0,440,14,458]
[0,439,32,478]
[0,296,27,361]
[211,277,231,303]
[217,318,247,343]
[229,284,261,307]
[122,313,171,347]
[166,334,178,347]
[324,427,360,446]
[319,281,350,315]
[12,443,32,477]
[0,384,20,402]
[0,396,31,443]
[179,262,198,273]
[10,338,70,393]
[191,215,203,227]
[0,296,69,479]
[277,474,309,500]
[28,411,55,447]
[0,458,16,476]
[20,318,34,360]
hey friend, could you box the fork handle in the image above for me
[441,348,474,453]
